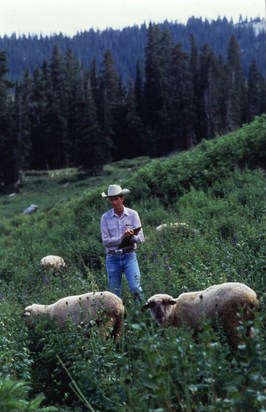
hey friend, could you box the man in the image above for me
[100,184,145,302]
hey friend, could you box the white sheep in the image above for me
[24,291,124,342]
[142,282,259,348]
[40,255,66,271]
[156,222,188,231]
[156,222,197,236]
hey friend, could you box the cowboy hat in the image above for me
[101,184,130,198]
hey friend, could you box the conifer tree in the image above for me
[30,61,52,169]
[0,52,17,188]
[14,67,32,171]
[73,72,110,173]
[97,49,123,160]
[225,35,246,131]
[164,43,195,152]
[247,60,266,121]
[144,23,164,149]
[64,48,84,165]
[198,44,224,139]
[48,44,69,168]
[118,78,145,159]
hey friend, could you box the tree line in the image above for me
[1,17,266,83]
[0,23,266,190]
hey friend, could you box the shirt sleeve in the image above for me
[100,214,123,247]
[131,211,145,244]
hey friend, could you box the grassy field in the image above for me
[0,116,265,411]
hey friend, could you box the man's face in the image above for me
[109,195,124,210]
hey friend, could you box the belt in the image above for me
[107,248,135,255]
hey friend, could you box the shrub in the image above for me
[0,378,57,411]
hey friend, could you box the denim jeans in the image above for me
[106,252,143,302]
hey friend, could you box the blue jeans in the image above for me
[106,252,143,302]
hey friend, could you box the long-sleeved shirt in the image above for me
[100,206,144,253]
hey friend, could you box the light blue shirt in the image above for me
[100,207,144,253]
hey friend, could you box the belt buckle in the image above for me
[115,249,123,255]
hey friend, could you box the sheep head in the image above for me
[23,304,47,324]
[142,294,176,326]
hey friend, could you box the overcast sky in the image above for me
[0,0,265,37]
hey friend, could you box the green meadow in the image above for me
[0,115,265,411]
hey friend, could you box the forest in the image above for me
[0,20,266,191]
[1,17,266,82]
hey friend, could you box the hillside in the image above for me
[0,115,265,411]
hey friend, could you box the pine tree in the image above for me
[0,52,17,189]
[198,43,224,139]
[14,67,33,171]
[48,44,69,168]
[225,35,246,131]
[164,43,195,152]
[64,48,84,166]
[73,72,110,173]
[97,49,123,160]
[247,60,266,121]
[143,23,164,144]
[118,78,145,159]
[30,61,52,169]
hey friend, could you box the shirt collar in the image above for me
[111,206,129,217]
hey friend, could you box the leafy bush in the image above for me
[0,378,57,411]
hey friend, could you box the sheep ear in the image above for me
[23,311,31,317]
[167,298,176,305]
[141,302,150,311]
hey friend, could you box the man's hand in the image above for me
[123,228,134,239]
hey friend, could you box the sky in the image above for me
[0,0,265,37]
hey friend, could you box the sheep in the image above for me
[23,204,38,214]
[40,255,66,271]
[23,291,124,342]
[156,222,188,231]
[142,282,259,348]
[156,222,197,236]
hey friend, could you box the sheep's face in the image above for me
[23,304,44,323]
[142,294,176,326]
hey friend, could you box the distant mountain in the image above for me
[1,17,266,84]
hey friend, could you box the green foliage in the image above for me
[0,118,265,410]
[0,378,57,411]
[128,115,266,204]
[0,301,32,380]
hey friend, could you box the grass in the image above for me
[0,157,151,220]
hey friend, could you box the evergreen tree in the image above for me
[89,58,99,103]
[143,23,164,153]
[189,34,201,142]
[0,52,17,189]
[48,44,69,168]
[30,61,52,169]
[64,48,84,166]
[73,72,110,173]
[134,58,144,118]
[13,67,32,171]
[164,42,195,151]
[225,35,246,131]
[247,60,266,121]
[97,49,122,160]
[198,44,224,139]
[118,78,145,159]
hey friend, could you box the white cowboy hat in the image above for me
[101,184,130,197]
